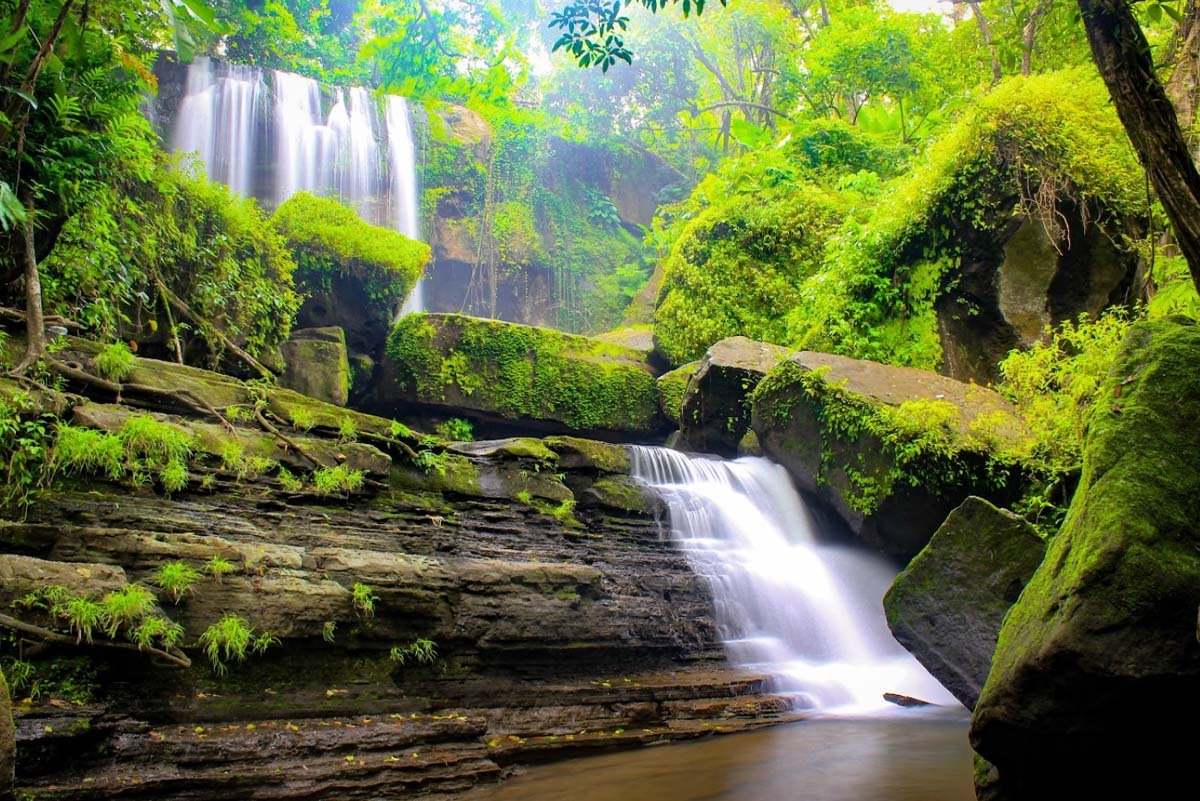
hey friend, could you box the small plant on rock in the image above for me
[100,585,157,637]
[337,415,358,443]
[95,342,135,382]
[434,418,473,442]
[389,638,437,666]
[322,621,337,643]
[198,613,278,676]
[276,466,304,492]
[289,407,316,432]
[312,464,365,496]
[155,561,202,604]
[352,583,377,618]
[204,555,238,581]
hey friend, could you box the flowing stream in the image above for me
[629,446,958,713]
[170,57,424,311]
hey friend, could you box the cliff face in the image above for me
[0,345,793,800]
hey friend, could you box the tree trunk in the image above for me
[16,195,44,370]
[0,666,13,801]
[1166,0,1200,137]
[1078,0,1200,293]
[967,1,1002,85]
[1022,0,1051,76]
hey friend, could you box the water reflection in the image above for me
[473,713,974,801]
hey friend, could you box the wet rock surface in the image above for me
[884,497,1046,709]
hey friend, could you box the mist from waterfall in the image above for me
[630,446,959,715]
[170,57,424,312]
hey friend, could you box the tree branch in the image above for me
[0,612,192,669]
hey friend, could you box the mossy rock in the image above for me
[592,325,655,353]
[580,475,656,515]
[1,661,12,800]
[750,350,1030,559]
[677,337,791,457]
[381,314,666,436]
[656,362,700,427]
[883,497,1045,709]
[542,436,629,473]
[969,318,1200,797]
[279,327,351,407]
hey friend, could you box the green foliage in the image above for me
[434,418,474,442]
[998,310,1134,477]
[289,406,316,432]
[100,585,158,638]
[271,192,430,312]
[94,342,136,383]
[336,415,358,443]
[785,69,1145,369]
[322,620,337,643]
[387,314,661,432]
[198,613,278,676]
[0,392,56,510]
[0,656,98,705]
[204,555,238,581]
[155,561,203,604]
[312,464,365,496]
[351,583,377,618]
[389,638,438,666]
[43,165,300,363]
[276,465,304,492]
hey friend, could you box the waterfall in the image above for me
[630,446,958,714]
[169,58,423,311]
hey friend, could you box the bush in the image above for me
[271,192,430,312]
[42,166,300,364]
[95,342,136,382]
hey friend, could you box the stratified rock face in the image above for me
[376,313,667,439]
[279,327,351,406]
[677,337,791,457]
[970,319,1200,798]
[751,350,1029,559]
[937,213,1135,385]
[883,498,1046,709]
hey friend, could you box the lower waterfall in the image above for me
[630,446,958,714]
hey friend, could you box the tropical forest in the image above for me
[1,0,1198,799]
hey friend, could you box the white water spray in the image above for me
[630,446,958,714]
[170,59,424,311]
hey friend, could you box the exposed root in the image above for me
[0,611,192,669]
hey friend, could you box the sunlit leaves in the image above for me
[549,0,728,70]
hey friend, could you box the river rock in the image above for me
[883,498,1045,709]
[279,327,351,406]
[937,214,1135,384]
[970,318,1200,798]
[373,313,667,438]
[676,337,791,457]
[750,350,1029,560]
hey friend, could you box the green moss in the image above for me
[751,361,1021,516]
[786,69,1145,369]
[587,475,654,514]
[542,436,629,473]
[271,192,431,312]
[656,362,700,425]
[386,314,662,433]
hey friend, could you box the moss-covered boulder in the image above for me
[750,351,1029,559]
[1,663,12,801]
[883,498,1045,709]
[272,193,430,358]
[378,314,666,437]
[656,361,699,426]
[279,327,351,407]
[677,337,791,457]
[969,318,1200,797]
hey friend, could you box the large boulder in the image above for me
[279,327,351,407]
[970,318,1200,798]
[883,497,1046,709]
[676,337,791,457]
[750,351,1029,560]
[374,314,667,438]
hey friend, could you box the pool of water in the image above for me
[473,711,975,801]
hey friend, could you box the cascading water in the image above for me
[630,446,958,714]
[170,57,424,311]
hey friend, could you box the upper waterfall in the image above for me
[169,57,424,311]
[630,446,959,714]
